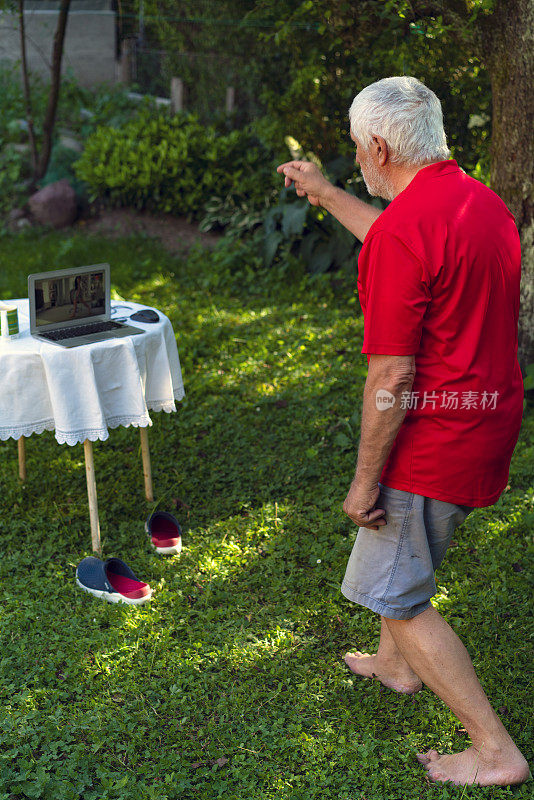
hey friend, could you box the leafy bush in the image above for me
[261,192,352,275]
[0,65,162,215]
[199,195,268,238]
[201,189,369,281]
[74,110,280,219]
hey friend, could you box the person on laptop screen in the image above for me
[69,275,92,319]
[35,271,104,326]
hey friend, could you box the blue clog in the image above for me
[145,511,182,555]
[76,556,152,605]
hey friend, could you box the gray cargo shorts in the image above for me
[341,482,474,620]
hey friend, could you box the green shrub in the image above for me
[0,66,163,217]
[260,189,366,277]
[74,110,279,219]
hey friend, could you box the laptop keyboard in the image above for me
[41,321,123,341]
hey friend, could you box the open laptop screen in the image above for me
[34,269,106,327]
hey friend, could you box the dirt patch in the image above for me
[76,206,221,253]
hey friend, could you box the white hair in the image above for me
[349,76,450,165]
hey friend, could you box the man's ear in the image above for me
[372,135,389,167]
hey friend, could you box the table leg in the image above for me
[83,439,101,555]
[139,427,154,502]
[18,437,26,481]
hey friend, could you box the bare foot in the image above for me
[417,745,531,786]
[343,651,422,694]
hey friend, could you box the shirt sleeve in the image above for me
[360,231,431,356]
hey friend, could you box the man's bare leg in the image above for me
[386,607,529,786]
[344,616,422,694]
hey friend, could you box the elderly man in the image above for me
[277,76,529,787]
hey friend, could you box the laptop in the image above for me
[28,264,145,348]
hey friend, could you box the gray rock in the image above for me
[28,179,78,229]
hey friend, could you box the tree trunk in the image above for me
[481,0,534,375]
[18,0,38,173]
[34,0,72,182]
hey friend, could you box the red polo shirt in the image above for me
[357,159,524,507]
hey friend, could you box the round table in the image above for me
[0,298,185,552]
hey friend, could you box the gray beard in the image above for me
[362,163,395,202]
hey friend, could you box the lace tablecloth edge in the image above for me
[0,389,184,444]
[0,421,56,440]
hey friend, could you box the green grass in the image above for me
[0,229,532,800]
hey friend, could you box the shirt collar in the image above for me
[419,158,460,175]
[388,159,461,205]
[406,159,461,187]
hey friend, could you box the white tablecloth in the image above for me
[0,299,185,445]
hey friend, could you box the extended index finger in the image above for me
[277,164,304,184]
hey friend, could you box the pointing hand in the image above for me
[276,160,332,207]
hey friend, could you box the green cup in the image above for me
[0,305,19,338]
[6,306,19,335]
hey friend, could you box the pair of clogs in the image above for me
[76,511,182,605]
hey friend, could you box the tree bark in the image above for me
[35,0,72,182]
[410,0,534,373]
[480,0,534,375]
[17,0,38,173]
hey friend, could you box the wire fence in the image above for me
[117,2,299,121]
[131,45,263,123]
[1,3,304,121]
